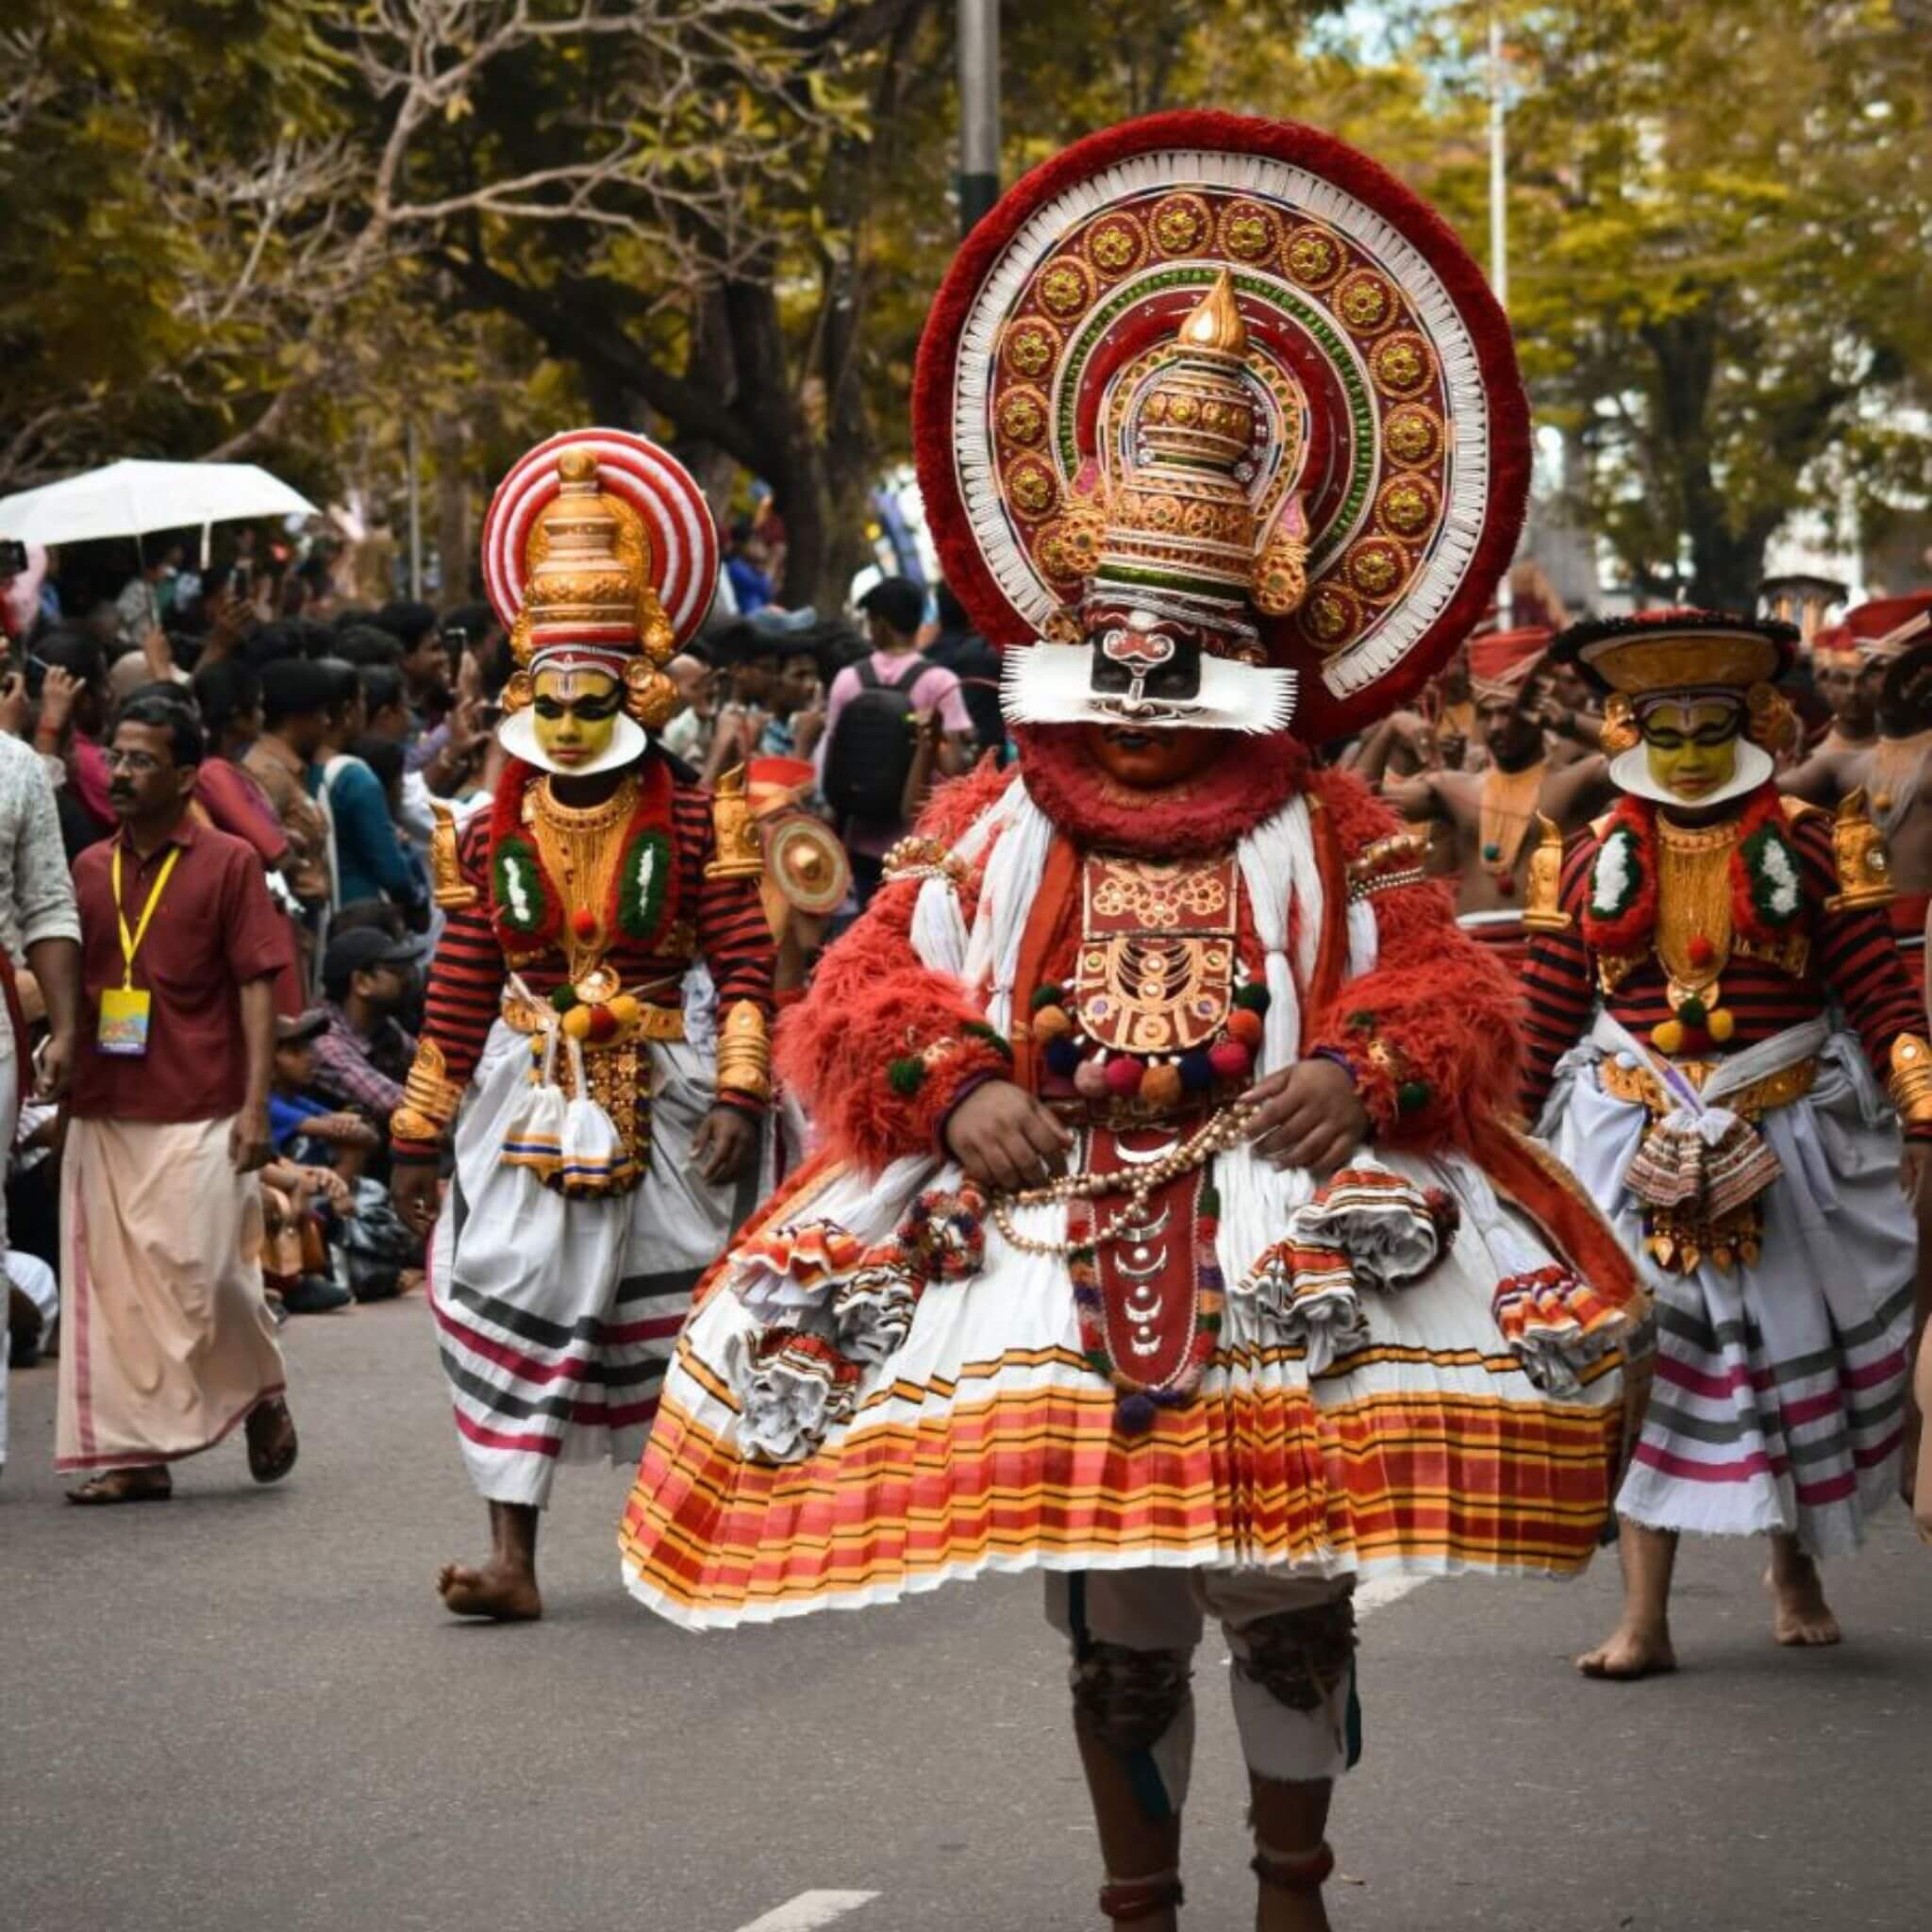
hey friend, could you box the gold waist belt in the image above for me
[502,988,686,1046]
[1597,1053,1817,1123]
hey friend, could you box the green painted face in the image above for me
[1641,700,1740,801]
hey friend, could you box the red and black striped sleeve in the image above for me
[1797,816,1924,1091]
[419,816,508,1091]
[1518,836,1597,1123]
[675,783,777,1115]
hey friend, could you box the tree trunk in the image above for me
[433,414,470,607]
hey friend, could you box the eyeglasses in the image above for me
[102,748,164,772]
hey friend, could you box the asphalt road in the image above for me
[5,1296,1929,1932]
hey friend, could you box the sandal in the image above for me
[66,1467,173,1506]
[245,1398,300,1485]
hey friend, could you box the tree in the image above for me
[1408,0,1932,607]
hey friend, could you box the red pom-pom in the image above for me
[571,907,600,941]
[1104,1055,1144,1098]
[1208,1038,1252,1081]
[1494,873,1516,898]
[1688,933,1715,968]
[586,1003,619,1043]
[1225,1008,1265,1048]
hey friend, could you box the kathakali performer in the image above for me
[390,430,774,1622]
[620,113,1644,1931]
[1521,610,1928,1678]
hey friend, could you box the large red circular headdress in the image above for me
[913,111,1530,741]
[481,426,719,658]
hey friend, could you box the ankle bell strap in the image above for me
[1251,1840,1335,1893]
[1098,1869,1184,1923]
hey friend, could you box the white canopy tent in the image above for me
[0,459,320,549]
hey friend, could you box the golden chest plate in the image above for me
[1074,856,1239,1057]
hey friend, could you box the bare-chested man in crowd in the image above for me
[1353,626,1616,975]
[1781,594,1932,986]
[1805,624,1878,757]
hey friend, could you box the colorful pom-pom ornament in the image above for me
[1030,983,1067,1012]
[561,1004,594,1041]
[1676,995,1707,1028]
[1179,1049,1216,1092]
[887,1057,926,1096]
[1074,1057,1113,1101]
[1688,933,1716,970]
[1043,1034,1083,1078]
[608,994,641,1028]
[1233,983,1273,1014]
[1208,1038,1252,1082]
[1141,1064,1184,1109]
[571,907,600,942]
[1225,1007,1266,1049]
[1707,1007,1737,1044]
[586,1002,619,1043]
[1104,1055,1145,1098]
[1032,1004,1074,1041]
[1652,1018,1686,1056]
[549,985,579,1013]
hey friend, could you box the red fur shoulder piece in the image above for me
[1014,725,1311,855]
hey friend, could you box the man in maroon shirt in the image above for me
[57,695,301,1503]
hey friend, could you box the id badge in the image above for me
[98,986,153,1058]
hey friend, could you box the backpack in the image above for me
[821,658,922,822]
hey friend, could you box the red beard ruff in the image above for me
[1014,724,1311,855]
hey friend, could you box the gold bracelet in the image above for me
[391,1040,462,1142]
[715,999,772,1102]
[1889,1034,1932,1126]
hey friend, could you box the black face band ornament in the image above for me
[1088,616,1206,722]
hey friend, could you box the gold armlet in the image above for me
[882,834,965,887]
[1346,830,1428,904]
[1824,788,1893,911]
[429,801,479,909]
[1521,814,1574,933]
[715,999,772,1103]
[704,765,765,881]
[1889,1035,1932,1127]
[391,1040,462,1142]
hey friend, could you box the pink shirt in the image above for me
[820,651,974,858]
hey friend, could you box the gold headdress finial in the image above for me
[1180,269,1248,358]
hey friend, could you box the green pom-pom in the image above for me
[549,985,578,1013]
[1396,1079,1432,1114]
[1200,1186,1223,1220]
[1085,1350,1112,1375]
[1677,997,1707,1027]
[1347,1009,1377,1032]
[887,1058,926,1097]
[961,1020,1014,1059]
[1202,1312,1223,1335]
[1030,984,1067,1012]
[1234,983,1272,1014]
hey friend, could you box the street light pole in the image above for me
[958,0,1001,237]
[1489,12,1514,624]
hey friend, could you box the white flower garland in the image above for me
[1757,834,1801,921]
[502,851,533,925]
[1591,826,1637,918]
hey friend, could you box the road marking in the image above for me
[733,1891,880,1932]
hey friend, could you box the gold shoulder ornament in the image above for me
[428,800,479,909]
[1520,814,1574,933]
[1345,830,1428,904]
[704,765,765,882]
[1824,787,1892,911]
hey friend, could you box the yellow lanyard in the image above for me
[111,841,181,990]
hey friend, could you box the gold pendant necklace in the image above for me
[1478,759,1547,877]
[525,774,641,986]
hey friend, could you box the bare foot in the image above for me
[245,1398,299,1484]
[1576,1622,1677,1680]
[1766,1560,1841,1647]
[437,1558,542,1622]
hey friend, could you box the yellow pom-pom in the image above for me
[1652,1018,1685,1056]
[1032,1004,1074,1041]
[561,1004,595,1041]
[1707,1008,1736,1044]
[608,994,642,1030]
